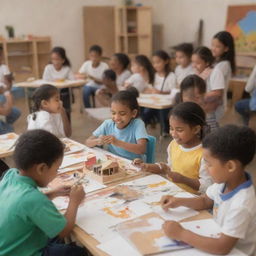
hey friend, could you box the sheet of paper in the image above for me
[60,152,86,169]
[97,235,246,256]
[0,132,19,153]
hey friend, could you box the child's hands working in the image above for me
[160,195,182,211]
[132,158,148,172]
[162,220,184,241]
[52,184,71,198]
[69,184,86,206]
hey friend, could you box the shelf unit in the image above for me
[115,6,152,57]
[83,6,152,59]
[0,38,51,82]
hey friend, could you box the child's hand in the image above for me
[162,220,184,240]
[160,195,181,211]
[132,158,148,172]
[52,184,71,197]
[69,184,86,205]
[102,135,117,145]
[167,171,183,183]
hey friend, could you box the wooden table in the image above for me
[138,94,173,137]
[138,94,173,110]
[0,132,19,158]
[15,79,87,113]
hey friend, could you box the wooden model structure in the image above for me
[87,160,126,184]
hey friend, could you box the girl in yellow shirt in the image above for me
[134,102,212,194]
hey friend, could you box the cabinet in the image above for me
[0,38,51,82]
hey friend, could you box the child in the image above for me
[95,69,118,107]
[174,43,195,85]
[43,47,74,120]
[0,46,21,134]
[235,65,256,127]
[180,74,219,131]
[85,90,148,160]
[142,50,177,134]
[78,45,109,108]
[192,46,225,121]
[0,129,86,255]
[124,55,154,93]
[109,53,131,90]
[27,84,71,138]
[211,31,236,87]
[161,125,256,256]
[134,102,212,194]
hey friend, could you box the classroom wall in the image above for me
[1,0,256,71]
[0,0,124,71]
[143,0,256,52]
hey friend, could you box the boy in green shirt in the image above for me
[0,129,86,256]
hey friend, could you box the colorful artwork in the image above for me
[75,175,197,243]
[226,5,256,52]
[117,212,191,255]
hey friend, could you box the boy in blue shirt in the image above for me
[0,129,86,256]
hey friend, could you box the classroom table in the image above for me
[138,93,173,137]
[15,79,87,114]
[0,132,19,158]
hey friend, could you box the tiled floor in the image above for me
[12,88,256,185]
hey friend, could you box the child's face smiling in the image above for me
[111,101,137,129]
[41,93,61,113]
[211,38,228,58]
[152,56,168,73]
[51,52,64,70]
[169,115,200,147]
[192,54,208,73]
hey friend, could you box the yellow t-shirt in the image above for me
[167,139,203,194]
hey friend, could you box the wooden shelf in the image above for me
[1,38,51,82]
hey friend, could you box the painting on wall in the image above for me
[226,5,256,53]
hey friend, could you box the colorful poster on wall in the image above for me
[226,5,256,53]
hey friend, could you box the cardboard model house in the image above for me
[88,160,126,184]
[93,160,119,175]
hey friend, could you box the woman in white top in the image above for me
[43,47,74,120]
[27,84,71,138]
[124,55,154,93]
[174,43,195,85]
[192,46,225,121]
[109,53,131,90]
[142,50,177,134]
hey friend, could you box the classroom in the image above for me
[1,0,256,255]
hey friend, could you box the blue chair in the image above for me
[146,135,156,163]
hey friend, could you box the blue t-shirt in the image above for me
[93,118,148,160]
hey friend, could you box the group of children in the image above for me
[0,29,256,256]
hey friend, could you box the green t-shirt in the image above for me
[0,169,67,256]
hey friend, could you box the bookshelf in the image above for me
[0,37,51,82]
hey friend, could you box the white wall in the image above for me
[0,0,123,71]
[1,0,256,70]
[146,0,256,52]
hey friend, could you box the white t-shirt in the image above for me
[175,64,195,85]
[125,73,149,92]
[214,61,232,89]
[0,64,10,86]
[42,64,74,81]
[206,67,225,120]
[167,143,213,193]
[79,60,109,87]
[117,69,131,90]
[245,65,256,94]
[154,72,177,93]
[206,175,256,256]
[27,110,65,138]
